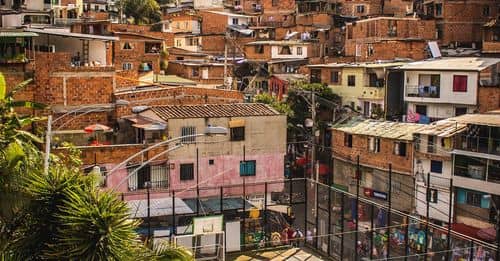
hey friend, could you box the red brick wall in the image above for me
[478,86,500,113]
[438,0,498,46]
[383,0,413,17]
[0,64,36,115]
[244,44,271,60]
[199,11,228,35]
[347,18,436,40]
[341,0,382,17]
[200,34,226,54]
[345,40,429,62]
[331,129,413,174]
[114,87,244,117]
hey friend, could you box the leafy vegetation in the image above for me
[0,73,193,260]
[118,0,161,25]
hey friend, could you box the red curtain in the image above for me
[453,75,467,92]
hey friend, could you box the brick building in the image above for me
[482,19,500,57]
[331,119,425,212]
[344,17,436,62]
[167,60,230,86]
[422,0,498,48]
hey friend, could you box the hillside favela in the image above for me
[0,0,499,260]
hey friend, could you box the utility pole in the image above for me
[44,115,52,175]
[223,32,229,89]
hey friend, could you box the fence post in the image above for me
[387,163,392,259]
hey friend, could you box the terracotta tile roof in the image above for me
[150,103,280,120]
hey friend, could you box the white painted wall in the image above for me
[194,0,223,9]
[174,36,202,52]
[88,40,107,65]
[404,70,478,105]
[26,0,45,10]
[408,103,476,119]
[415,181,452,222]
[271,45,308,59]
[227,16,250,26]
[1,14,22,27]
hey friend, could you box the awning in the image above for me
[128,197,193,218]
[26,28,118,41]
[132,122,166,131]
[0,31,39,37]
[450,223,481,240]
[229,119,245,128]
[228,25,254,35]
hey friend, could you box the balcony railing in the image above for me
[456,135,500,156]
[406,85,440,98]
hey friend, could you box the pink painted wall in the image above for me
[105,153,285,201]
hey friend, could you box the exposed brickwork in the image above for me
[200,34,226,54]
[344,17,436,61]
[331,129,414,174]
[167,62,228,85]
[199,11,229,35]
[340,0,382,17]
[477,86,500,113]
[114,86,244,118]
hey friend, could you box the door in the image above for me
[202,68,209,79]
[363,101,370,117]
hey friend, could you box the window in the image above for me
[176,39,182,47]
[435,3,442,16]
[368,137,380,153]
[180,163,194,181]
[255,45,264,54]
[181,126,196,143]
[427,135,436,153]
[453,75,468,92]
[388,20,397,37]
[296,46,303,55]
[483,5,490,16]
[356,5,365,13]
[455,107,467,116]
[369,73,379,87]
[209,159,214,165]
[430,160,443,174]
[347,75,356,86]
[230,127,245,141]
[240,160,256,176]
[436,24,443,40]
[127,164,150,190]
[272,0,278,6]
[279,46,292,55]
[122,42,133,50]
[84,165,107,187]
[415,105,427,116]
[344,133,353,148]
[427,189,438,203]
[394,142,407,156]
[367,44,374,56]
[331,71,340,84]
[94,5,99,11]
[457,189,490,208]
[122,63,133,70]
[232,18,239,25]
[192,67,199,77]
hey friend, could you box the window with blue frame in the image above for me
[430,160,443,174]
[456,188,490,208]
[240,160,256,176]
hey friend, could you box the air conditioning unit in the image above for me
[48,45,56,53]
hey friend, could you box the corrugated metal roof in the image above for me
[413,120,467,137]
[333,119,426,140]
[150,103,280,120]
[449,113,500,127]
[400,57,500,71]
[0,31,38,37]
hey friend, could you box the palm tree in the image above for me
[0,73,195,260]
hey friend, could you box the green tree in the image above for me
[118,0,161,25]
[0,73,194,260]
[254,93,294,118]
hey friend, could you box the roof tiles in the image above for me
[150,103,280,120]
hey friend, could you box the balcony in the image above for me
[454,154,500,185]
[406,84,440,98]
[456,127,500,156]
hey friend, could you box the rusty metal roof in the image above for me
[150,103,280,120]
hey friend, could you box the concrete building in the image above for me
[450,113,500,230]
[401,57,500,122]
[0,0,51,28]
[413,119,467,223]
[308,61,409,119]
[331,119,425,213]
[107,103,286,197]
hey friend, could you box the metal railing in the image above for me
[406,85,441,98]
